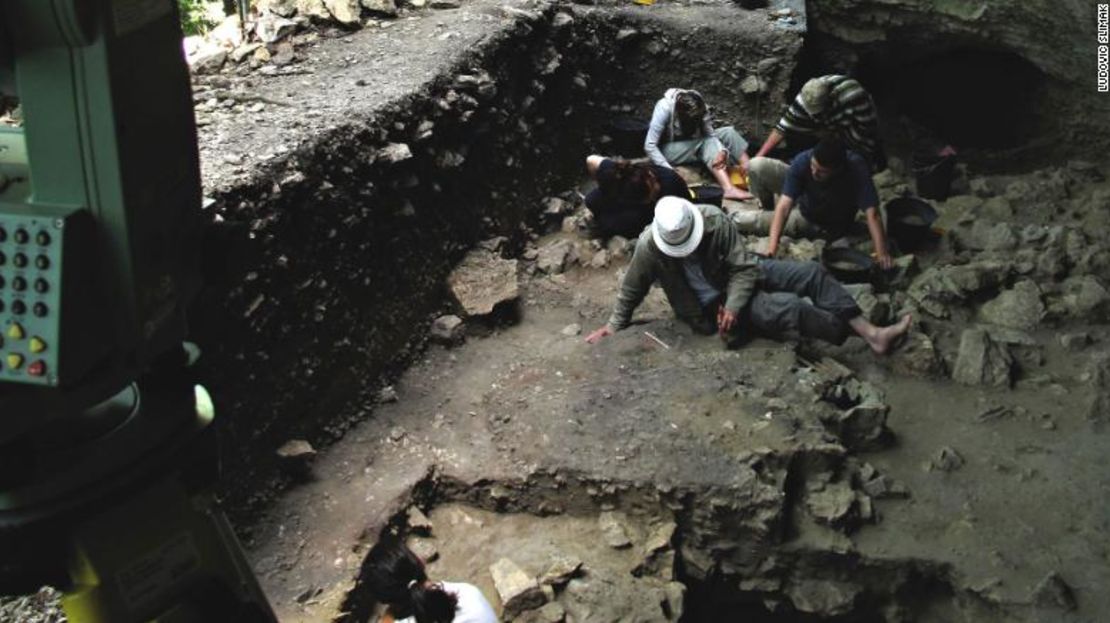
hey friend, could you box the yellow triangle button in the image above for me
[29,337,46,354]
[7,353,23,370]
[7,323,24,340]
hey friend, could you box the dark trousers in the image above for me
[742,260,862,345]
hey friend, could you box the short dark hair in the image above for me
[813,137,848,169]
[600,160,657,203]
[364,537,458,623]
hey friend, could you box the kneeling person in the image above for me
[585,197,910,353]
[584,155,691,239]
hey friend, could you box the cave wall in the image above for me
[807,0,1110,158]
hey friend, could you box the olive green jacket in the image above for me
[608,205,759,332]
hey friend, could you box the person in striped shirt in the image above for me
[752,75,884,172]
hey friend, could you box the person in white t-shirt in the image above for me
[366,537,497,623]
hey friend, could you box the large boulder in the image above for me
[324,0,362,23]
[978,280,1045,330]
[1048,275,1110,321]
[907,260,1010,318]
[447,251,519,317]
[952,328,1014,387]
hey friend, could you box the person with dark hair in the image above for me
[583,154,691,238]
[739,137,894,269]
[752,74,884,172]
[584,197,911,352]
[644,88,753,201]
[365,537,496,623]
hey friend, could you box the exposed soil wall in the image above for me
[188,1,802,516]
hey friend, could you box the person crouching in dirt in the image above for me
[644,88,753,201]
[751,74,885,172]
[583,154,692,239]
[365,537,497,623]
[584,197,912,353]
[738,137,895,269]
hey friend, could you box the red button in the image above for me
[27,360,46,377]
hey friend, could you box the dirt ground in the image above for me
[242,154,1110,622]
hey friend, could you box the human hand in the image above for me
[876,252,894,270]
[711,150,728,170]
[717,304,738,334]
[585,325,614,344]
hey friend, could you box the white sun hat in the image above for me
[652,196,705,258]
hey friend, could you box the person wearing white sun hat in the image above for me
[586,197,912,354]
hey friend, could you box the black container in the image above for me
[912,151,958,201]
[691,185,724,208]
[608,118,649,158]
[821,247,875,284]
[885,197,938,252]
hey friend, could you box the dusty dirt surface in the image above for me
[242,153,1110,622]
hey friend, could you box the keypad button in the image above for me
[13,229,28,244]
[32,302,47,317]
[0,251,6,267]
[35,255,49,270]
[35,231,50,246]
[0,228,6,243]
[33,279,48,294]
[12,253,27,268]
[11,277,25,292]
[11,301,25,315]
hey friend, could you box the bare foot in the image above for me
[867,314,913,355]
[723,187,754,201]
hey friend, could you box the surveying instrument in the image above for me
[0,1,277,620]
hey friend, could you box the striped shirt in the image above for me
[775,75,879,164]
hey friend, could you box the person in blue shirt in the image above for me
[743,137,893,268]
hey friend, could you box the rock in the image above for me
[908,261,1010,318]
[663,582,685,620]
[430,314,465,345]
[805,482,857,527]
[295,0,332,19]
[276,439,316,461]
[929,446,964,472]
[644,521,676,554]
[271,40,296,66]
[447,250,520,316]
[978,280,1044,330]
[952,328,1014,387]
[598,511,632,549]
[589,249,610,269]
[1086,354,1110,427]
[255,14,299,42]
[833,400,889,449]
[376,142,413,164]
[406,536,439,563]
[230,43,263,63]
[1049,275,1109,320]
[1032,571,1077,611]
[607,235,633,259]
[740,75,767,95]
[489,558,545,619]
[889,331,945,378]
[543,196,573,218]
[1059,331,1092,351]
[539,554,583,586]
[189,48,227,74]
[323,0,361,22]
[537,240,574,274]
[560,323,582,337]
[786,579,859,617]
[430,0,461,7]
[361,0,398,15]
[406,506,434,535]
[379,385,399,403]
[258,0,299,17]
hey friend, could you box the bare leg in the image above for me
[849,314,913,355]
[711,166,753,201]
